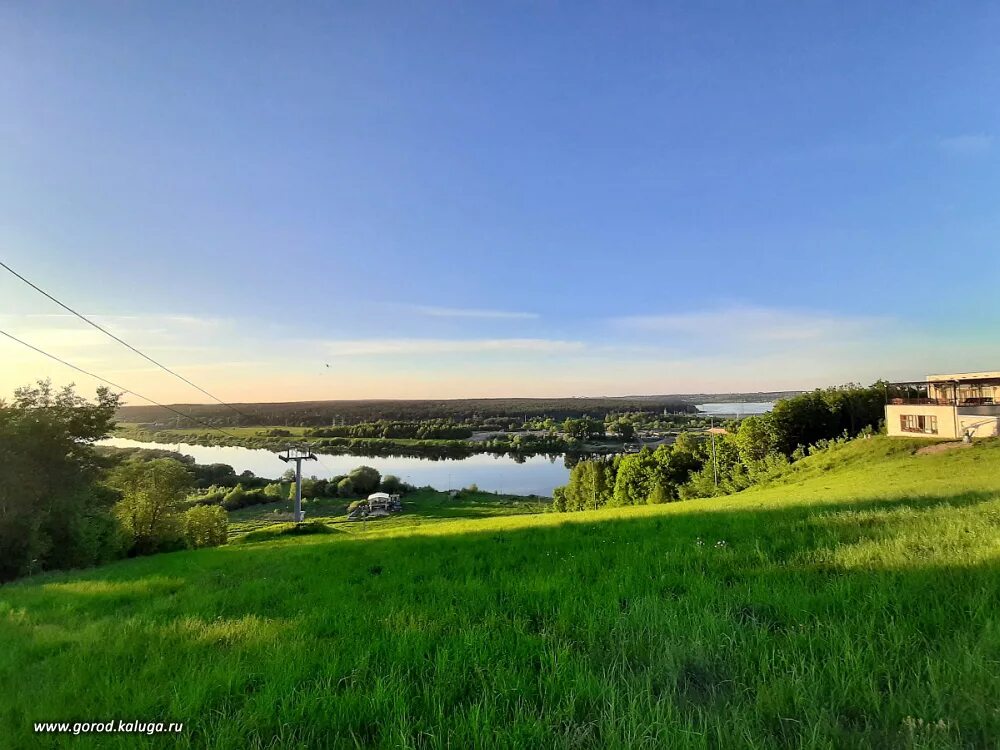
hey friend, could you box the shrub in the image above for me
[110,458,192,555]
[183,505,228,548]
[380,475,404,494]
[220,484,271,510]
[336,477,355,498]
[237,521,335,544]
[349,466,381,495]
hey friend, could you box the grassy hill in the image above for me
[3,437,1000,748]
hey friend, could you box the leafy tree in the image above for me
[612,449,658,506]
[607,418,636,441]
[190,462,238,489]
[380,475,404,494]
[336,477,355,498]
[734,415,778,467]
[109,458,193,555]
[348,466,381,495]
[183,505,227,548]
[221,483,247,510]
[263,482,286,499]
[562,417,605,441]
[0,381,124,581]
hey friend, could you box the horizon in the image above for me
[3,3,999,403]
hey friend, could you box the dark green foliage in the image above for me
[562,417,605,440]
[379,475,404,494]
[0,381,123,581]
[348,466,381,496]
[117,396,700,428]
[237,521,335,543]
[308,419,474,440]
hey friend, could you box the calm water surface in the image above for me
[695,402,774,416]
[100,438,570,497]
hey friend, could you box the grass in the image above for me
[3,436,1000,748]
[226,489,550,539]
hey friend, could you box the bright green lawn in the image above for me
[226,489,550,539]
[3,437,1000,748]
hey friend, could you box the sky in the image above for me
[2,1,999,403]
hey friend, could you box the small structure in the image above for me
[367,492,402,512]
[886,371,1000,439]
[346,492,402,522]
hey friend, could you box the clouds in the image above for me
[0,301,992,402]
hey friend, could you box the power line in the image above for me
[0,260,254,421]
[0,327,243,441]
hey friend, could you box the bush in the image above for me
[183,505,227,548]
[263,482,287,500]
[380,475,404,494]
[220,484,271,511]
[336,477,355,498]
[237,521,335,544]
[349,466,381,495]
[110,458,193,555]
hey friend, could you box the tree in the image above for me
[734,415,778,467]
[380,475,404,494]
[562,417,605,441]
[607,418,636,441]
[612,449,657,506]
[109,458,193,555]
[183,505,227,548]
[0,380,123,581]
[221,484,247,510]
[336,477,355,498]
[348,466,381,495]
[263,482,286,499]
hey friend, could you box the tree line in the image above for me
[307,419,473,440]
[554,382,888,511]
[115,396,699,428]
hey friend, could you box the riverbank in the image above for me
[113,423,630,460]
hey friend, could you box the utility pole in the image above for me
[278,447,317,522]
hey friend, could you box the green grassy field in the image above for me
[226,489,550,539]
[3,437,1000,748]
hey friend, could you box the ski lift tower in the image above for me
[278,447,317,522]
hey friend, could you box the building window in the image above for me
[900,414,938,434]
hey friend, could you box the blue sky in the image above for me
[2,2,999,401]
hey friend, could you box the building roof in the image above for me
[927,371,1000,383]
[367,492,391,500]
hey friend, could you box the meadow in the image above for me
[2,436,1000,748]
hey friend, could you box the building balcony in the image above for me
[889,397,995,407]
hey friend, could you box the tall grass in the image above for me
[2,437,999,748]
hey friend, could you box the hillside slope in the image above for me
[3,437,1000,748]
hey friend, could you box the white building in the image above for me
[886,371,1000,439]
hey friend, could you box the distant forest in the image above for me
[115,393,801,428]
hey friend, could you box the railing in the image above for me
[889,397,996,406]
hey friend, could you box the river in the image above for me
[695,402,774,416]
[100,437,570,497]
